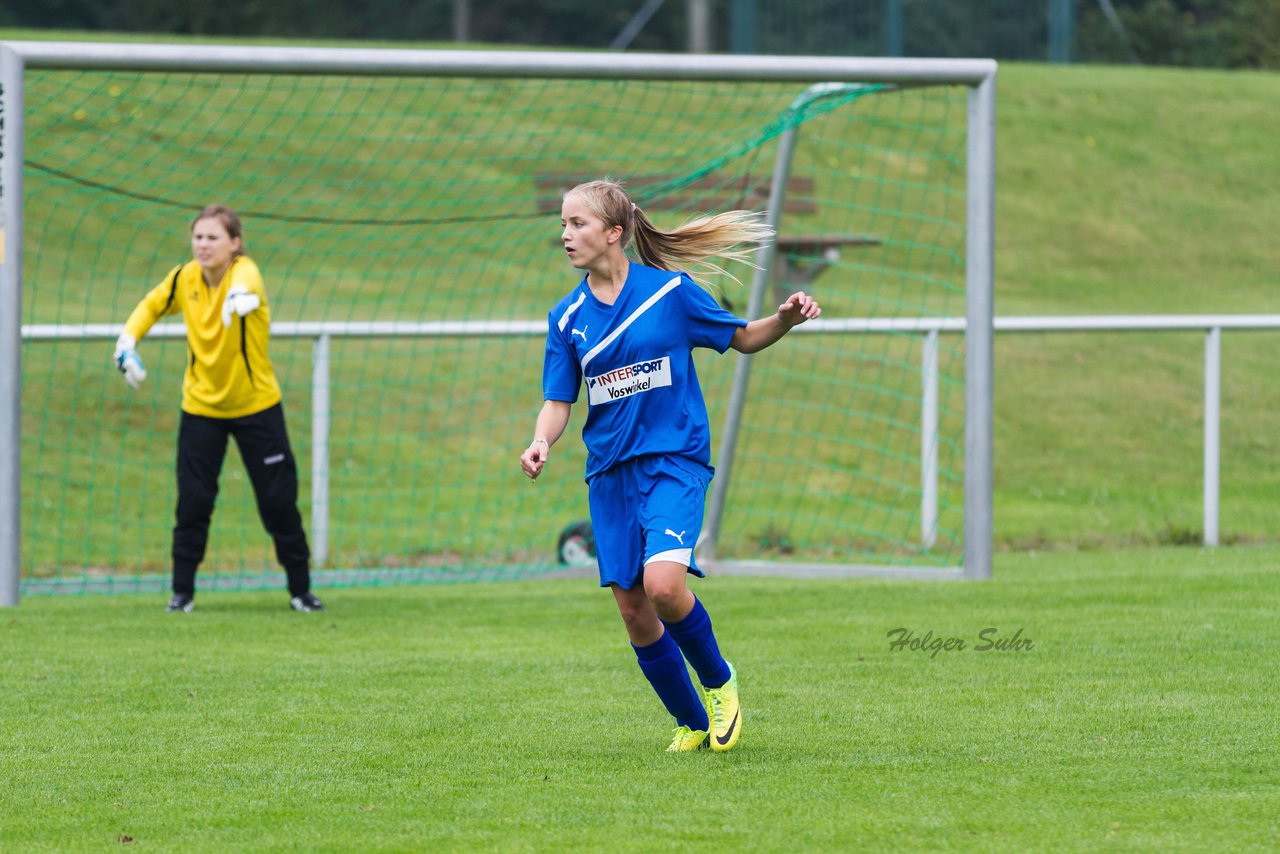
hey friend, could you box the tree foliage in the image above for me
[1076,0,1280,67]
[1,0,1276,69]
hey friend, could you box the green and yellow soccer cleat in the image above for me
[666,725,710,752]
[705,663,741,751]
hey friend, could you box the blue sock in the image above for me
[662,597,732,689]
[633,631,709,731]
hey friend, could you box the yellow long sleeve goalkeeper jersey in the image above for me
[123,256,282,419]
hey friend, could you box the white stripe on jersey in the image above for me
[580,276,681,372]
[557,292,587,332]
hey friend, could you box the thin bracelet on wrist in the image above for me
[532,437,549,447]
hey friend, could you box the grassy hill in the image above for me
[991,62,1280,547]
[6,30,1279,574]
[998,63,1278,315]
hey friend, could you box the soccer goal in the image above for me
[0,42,994,604]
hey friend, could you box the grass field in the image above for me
[2,546,1278,851]
[4,30,1278,854]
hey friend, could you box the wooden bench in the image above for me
[534,173,818,216]
[535,172,880,294]
[772,233,881,291]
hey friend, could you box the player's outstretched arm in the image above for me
[113,268,188,389]
[520,400,572,481]
[729,291,822,354]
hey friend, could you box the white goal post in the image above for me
[0,43,996,604]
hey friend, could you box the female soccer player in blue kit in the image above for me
[519,179,820,752]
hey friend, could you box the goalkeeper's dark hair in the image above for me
[191,204,246,258]
[565,179,772,288]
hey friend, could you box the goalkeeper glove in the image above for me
[113,333,147,389]
[221,285,261,328]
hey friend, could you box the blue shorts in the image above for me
[587,454,713,590]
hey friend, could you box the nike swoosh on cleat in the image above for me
[715,711,739,746]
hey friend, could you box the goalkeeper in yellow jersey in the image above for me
[112,205,323,614]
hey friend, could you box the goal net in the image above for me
[0,44,994,597]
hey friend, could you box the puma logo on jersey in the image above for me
[664,529,686,545]
[571,325,588,341]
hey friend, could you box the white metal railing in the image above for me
[23,312,1280,563]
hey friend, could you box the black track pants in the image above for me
[171,403,311,596]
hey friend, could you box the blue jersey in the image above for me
[542,263,746,480]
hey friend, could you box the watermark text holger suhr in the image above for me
[887,627,1034,659]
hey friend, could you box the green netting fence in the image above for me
[13,50,975,594]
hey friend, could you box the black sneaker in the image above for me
[289,592,324,612]
[167,594,194,613]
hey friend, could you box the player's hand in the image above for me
[520,438,550,481]
[113,333,147,389]
[221,285,261,327]
[777,291,821,328]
